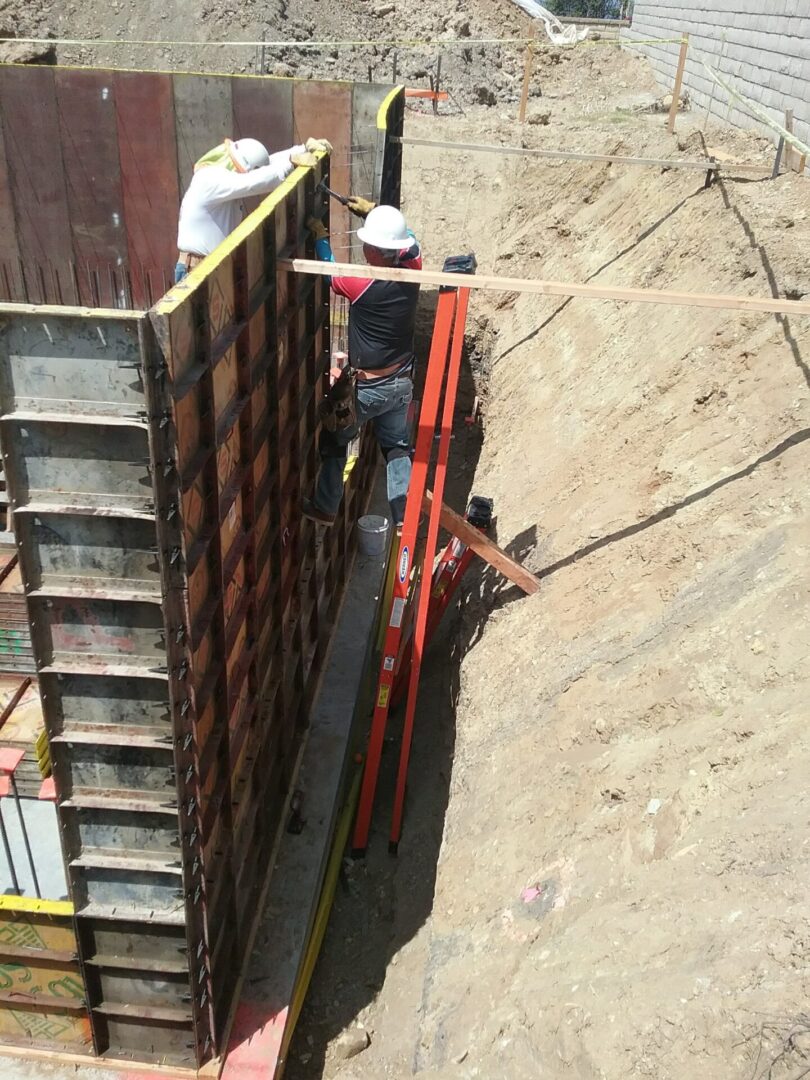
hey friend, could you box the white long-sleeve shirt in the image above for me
[176,145,305,256]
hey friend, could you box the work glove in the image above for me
[347,196,376,219]
[307,216,329,241]
[306,137,333,154]
[291,150,318,168]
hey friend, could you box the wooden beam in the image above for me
[667,33,689,135]
[391,135,769,174]
[422,489,541,596]
[279,258,810,316]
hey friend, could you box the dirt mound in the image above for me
[3,0,536,105]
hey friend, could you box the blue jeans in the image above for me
[174,262,187,284]
[315,374,413,524]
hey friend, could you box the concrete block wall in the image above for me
[622,3,810,152]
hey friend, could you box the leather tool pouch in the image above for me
[319,366,357,433]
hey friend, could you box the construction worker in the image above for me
[304,200,422,529]
[175,136,332,283]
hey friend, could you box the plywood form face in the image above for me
[114,71,180,308]
[0,905,90,1052]
[55,70,128,308]
[0,107,23,302]
[173,74,234,194]
[0,67,74,306]
[294,80,352,262]
[232,77,294,217]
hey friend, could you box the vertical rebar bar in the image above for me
[17,256,29,303]
[434,55,442,115]
[0,798,20,894]
[9,773,40,898]
[1,262,13,303]
[70,261,81,305]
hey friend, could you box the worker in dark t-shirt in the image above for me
[305,202,422,529]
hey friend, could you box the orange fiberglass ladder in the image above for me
[353,255,477,855]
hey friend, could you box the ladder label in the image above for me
[377,685,390,708]
[398,546,410,583]
[390,597,406,628]
[383,655,395,672]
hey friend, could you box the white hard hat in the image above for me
[231,138,270,171]
[357,205,411,251]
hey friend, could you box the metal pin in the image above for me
[183,733,192,751]
[96,326,107,348]
[169,547,181,564]
[181,698,191,716]
[185,797,197,816]
[175,625,185,643]
[42,323,53,344]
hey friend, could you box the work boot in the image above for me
[302,497,336,526]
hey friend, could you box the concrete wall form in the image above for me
[0,70,405,1071]
[622,3,810,152]
[0,66,399,308]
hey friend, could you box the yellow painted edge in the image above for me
[155,152,327,317]
[0,60,358,86]
[376,85,403,132]
[0,895,74,916]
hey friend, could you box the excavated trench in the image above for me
[289,98,810,1080]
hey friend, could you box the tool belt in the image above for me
[178,251,205,270]
[319,366,357,433]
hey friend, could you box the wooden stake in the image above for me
[785,108,796,171]
[667,33,689,134]
[433,54,442,115]
[772,136,785,179]
[519,27,536,124]
[422,490,541,596]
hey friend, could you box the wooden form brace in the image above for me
[280,258,810,316]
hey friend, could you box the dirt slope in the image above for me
[290,53,810,1080]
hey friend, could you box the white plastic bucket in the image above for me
[357,514,389,556]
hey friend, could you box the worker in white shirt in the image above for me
[175,136,332,283]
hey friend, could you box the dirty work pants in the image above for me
[315,373,413,525]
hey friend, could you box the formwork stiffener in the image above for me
[0,68,405,1071]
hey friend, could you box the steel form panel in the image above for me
[0,73,401,1073]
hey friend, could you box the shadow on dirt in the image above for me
[285,292,531,1078]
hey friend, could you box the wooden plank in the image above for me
[392,135,769,175]
[281,257,810,316]
[294,81,352,261]
[0,67,74,305]
[55,69,128,308]
[114,71,180,308]
[422,489,541,596]
[232,77,294,217]
[667,33,689,135]
[173,74,234,195]
[0,92,23,302]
